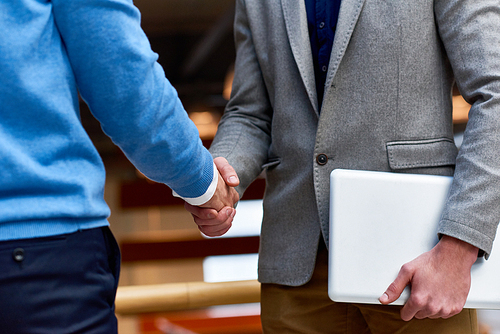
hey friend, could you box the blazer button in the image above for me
[12,248,25,262]
[316,154,328,165]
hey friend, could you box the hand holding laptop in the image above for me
[329,169,500,320]
[379,235,479,321]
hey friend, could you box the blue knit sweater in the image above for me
[0,0,214,240]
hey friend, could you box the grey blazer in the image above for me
[210,0,500,286]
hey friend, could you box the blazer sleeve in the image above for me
[210,0,274,197]
[435,0,500,256]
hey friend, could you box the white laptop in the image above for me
[328,169,500,309]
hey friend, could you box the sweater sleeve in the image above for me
[50,0,215,199]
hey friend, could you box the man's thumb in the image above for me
[379,268,411,304]
[214,157,239,187]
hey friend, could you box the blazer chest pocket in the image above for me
[386,138,458,174]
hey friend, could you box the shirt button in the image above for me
[319,22,325,29]
[12,248,25,262]
[316,154,328,165]
[321,65,328,72]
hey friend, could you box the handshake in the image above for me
[184,157,240,237]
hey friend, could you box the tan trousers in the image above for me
[261,242,478,334]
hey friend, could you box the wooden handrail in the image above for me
[115,280,260,315]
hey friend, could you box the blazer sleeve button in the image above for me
[316,154,328,165]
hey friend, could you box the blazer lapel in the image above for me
[324,0,366,91]
[281,0,319,115]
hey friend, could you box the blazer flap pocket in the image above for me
[386,138,458,170]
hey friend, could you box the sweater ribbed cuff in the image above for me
[172,161,218,206]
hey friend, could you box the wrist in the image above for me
[439,235,479,265]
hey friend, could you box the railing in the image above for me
[115,279,260,315]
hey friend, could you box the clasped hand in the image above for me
[184,157,240,236]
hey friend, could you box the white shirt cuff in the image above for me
[172,162,218,206]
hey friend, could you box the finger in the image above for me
[414,310,439,320]
[214,157,239,187]
[194,207,235,227]
[400,296,422,321]
[412,301,462,320]
[199,222,232,237]
[184,202,218,219]
[379,264,413,305]
[198,208,236,236]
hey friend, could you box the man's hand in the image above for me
[185,157,240,237]
[379,235,479,321]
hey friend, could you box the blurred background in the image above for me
[79,1,499,333]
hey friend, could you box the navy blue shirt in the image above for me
[305,0,342,107]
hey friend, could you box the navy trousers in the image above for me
[0,227,120,333]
